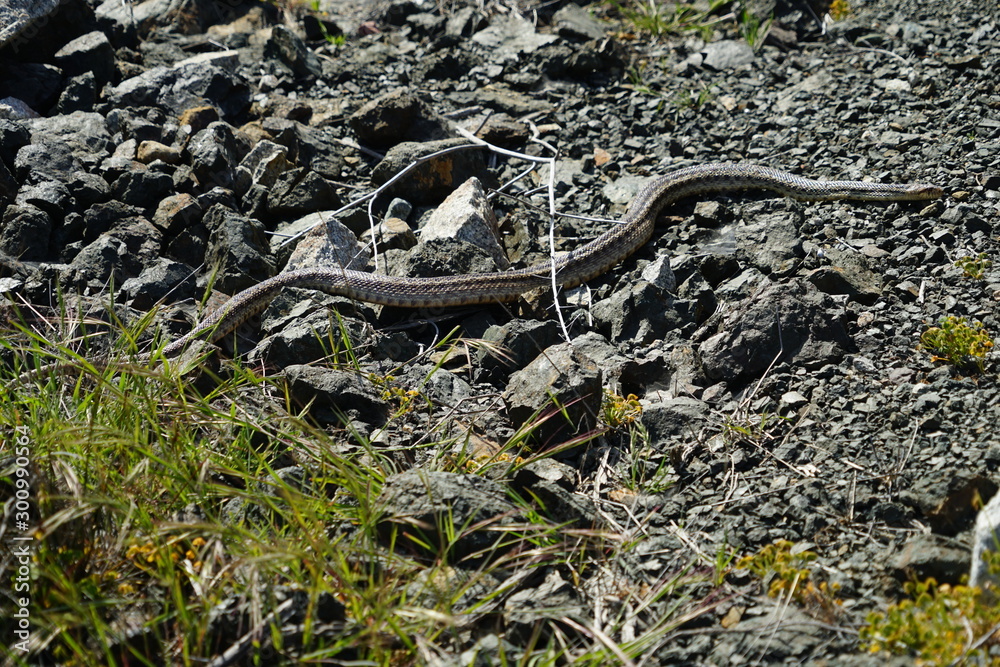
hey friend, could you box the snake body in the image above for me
[158,163,942,357]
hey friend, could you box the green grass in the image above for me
[0,310,717,665]
[609,0,729,41]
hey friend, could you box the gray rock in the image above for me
[67,217,162,286]
[893,533,970,584]
[349,88,450,147]
[0,97,38,120]
[591,281,684,345]
[120,258,196,310]
[502,343,602,444]
[202,204,274,293]
[185,121,251,191]
[371,138,488,205]
[55,72,97,114]
[104,63,250,120]
[283,364,388,426]
[233,139,292,193]
[504,568,587,641]
[733,210,803,275]
[53,31,115,90]
[553,3,607,41]
[267,169,341,216]
[899,472,996,534]
[253,305,368,367]
[380,238,497,279]
[26,111,113,169]
[701,40,756,70]
[806,248,883,305]
[376,470,523,562]
[110,167,174,208]
[471,13,557,62]
[152,193,202,234]
[0,0,60,49]
[476,319,562,380]
[95,0,177,33]
[641,254,677,293]
[266,25,322,80]
[697,280,853,383]
[281,211,370,272]
[0,204,52,260]
[641,395,711,445]
[971,489,1000,590]
[0,62,62,111]
[361,216,417,253]
[419,177,508,269]
[15,180,70,217]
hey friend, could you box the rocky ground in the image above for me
[1,0,999,664]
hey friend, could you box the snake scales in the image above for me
[156,163,941,357]
[18,163,943,376]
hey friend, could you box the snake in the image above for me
[17,163,943,375]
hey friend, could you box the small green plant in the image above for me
[920,316,994,372]
[674,83,715,109]
[602,390,642,427]
[737,540,842,621]
[955,252,992,280]
[859,577,1000,664]
[828,0,851,20]
[612,0,728,41]
[736,7,772,51]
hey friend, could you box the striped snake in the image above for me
[22,163,944,375]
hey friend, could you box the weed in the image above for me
[919,316,994,372]
[859,577,1000,664]
[737,540,842,622]
[611,0,728,41]
[736,7,772,51]
[602,390,642,427]
[829,0,851,20]
[955,252,992,280]
[674,83,715,109]
[722,408,788,448]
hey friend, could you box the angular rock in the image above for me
[0,0,60,49]
[349,88,450,147]
[591,281,684,345]
[892,533,970,585]
[0,204,52,260]
[502,343,603,445]
[280,211,370,272]
[641,395,711,446]
[419,177,509,269]
[53,30,115,90]
[202,204,274,293]
[376,470,523,563]
[120,258,197,310]
[476,319,562,381]
[265,25,322,80]
[702,40,756,70]
[697,280,854,384]
[283,364,388,426]
[372,139,489,205]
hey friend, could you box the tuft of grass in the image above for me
[919,316,994,373]
[736,6,772,51]
[674,83,715,110]
[610,0,729,41]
